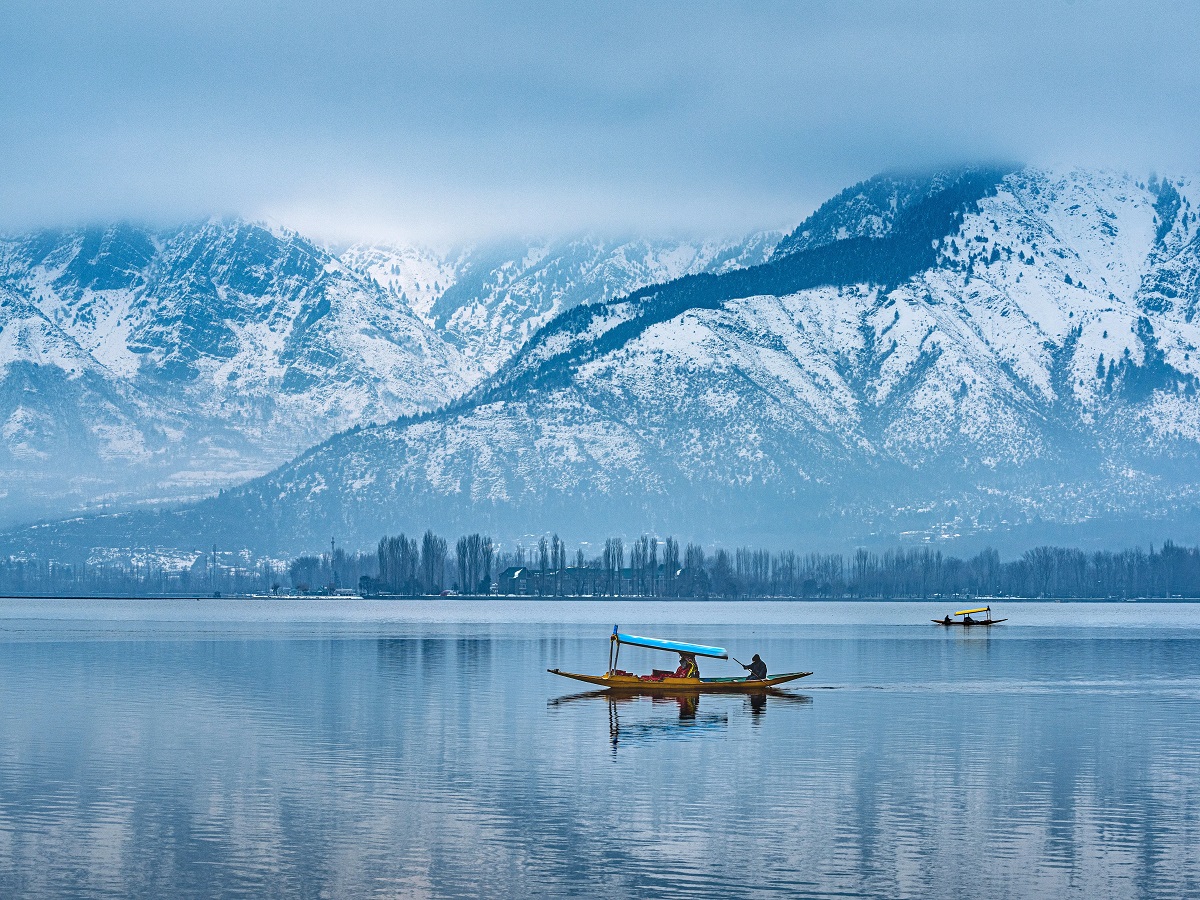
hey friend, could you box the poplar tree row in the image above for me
[350,533,1200,600]
[7,536,1200,600]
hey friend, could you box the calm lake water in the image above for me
[1,599,1199,898]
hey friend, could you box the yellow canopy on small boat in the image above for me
[953,607,990,616]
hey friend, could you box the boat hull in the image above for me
[932,618,1008,626]
[548,668,812,692]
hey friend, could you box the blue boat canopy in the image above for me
[613,631,728,659]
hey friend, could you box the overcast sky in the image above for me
[2,1,1198,244]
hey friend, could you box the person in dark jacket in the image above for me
[743,654,768,680]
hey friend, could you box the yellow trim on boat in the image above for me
[953,607,990,616]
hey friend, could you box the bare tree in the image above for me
[683,543,705,597]
[663,537,680,596]
[603,537,624,596]
[538,536,549,596]
[551,534,565,596]
[420,530,447,594]
[481,537,494,594]
[630,538,647,597]
[648,536,658,597]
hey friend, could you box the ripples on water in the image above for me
[0,600,1198,898]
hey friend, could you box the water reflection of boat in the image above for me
[548,689,811,749]
[548,627,812,692]
[606,696,724,747]
[933,605,1008,626]
[549,688,812,707]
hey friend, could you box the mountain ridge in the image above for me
[0,221,776,527]
[10,165,1200,560]
[339,232,781,375]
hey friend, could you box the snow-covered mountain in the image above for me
[338,243,458,324]
[0,220,477,525]
[14,165,1200,558]
[0,221,780,527]
[339,234,780,373]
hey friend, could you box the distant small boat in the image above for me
[548,627,812,692]
[933,605,1007,626]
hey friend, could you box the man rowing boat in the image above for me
[742,653,768,680]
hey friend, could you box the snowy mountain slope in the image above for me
[771,169,983,258]
[253,167,1200,548]
[0,221,478,524]
[337,243,459,324]
[9,166,1200,556]
[0,283,184,524]
[339,233,780,374]
[0,286,165,463]
[478,167,1012,401]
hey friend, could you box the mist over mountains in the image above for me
[5,165,1200,560]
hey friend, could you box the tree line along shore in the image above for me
[4,532,1200,600]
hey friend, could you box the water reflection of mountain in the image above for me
[548,689,812,749]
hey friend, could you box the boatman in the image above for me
[743,653,768,680]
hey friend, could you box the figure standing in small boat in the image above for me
[743,653,768,680]
[673,652,699,678]
[932,607,1007,626]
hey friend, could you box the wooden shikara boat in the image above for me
[933,605,1008,626]
[547,668,812,692]
[548,627,812,693]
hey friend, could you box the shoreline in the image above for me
[3,593,1200,603]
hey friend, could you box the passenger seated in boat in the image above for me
[943,614,952,625]
[673,653,699,679]
[743,653,768,680]
[963,614,974,624]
